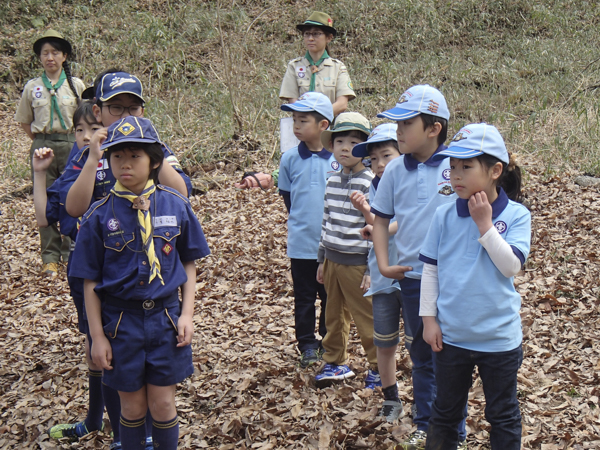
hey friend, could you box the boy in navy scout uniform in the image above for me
[279,11,355,116]
[369,85,467,450]
[278,92,335,368]
[71,116,210,450]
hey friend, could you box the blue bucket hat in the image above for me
[281,92,334,122]
[352,123,398,157]
[378,84,450,121]
[433,123,509,164]
[96,72,145,103]
[101,116,161,151]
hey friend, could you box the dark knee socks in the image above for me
[120,415,146,450]
[84,370,105,431]
[152,416,179,450]
[102,383,122,442]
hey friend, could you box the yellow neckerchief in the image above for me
[111,180,164,285]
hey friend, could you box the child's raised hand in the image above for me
[468,191,494,236]
[89,127,108,162]
[91,335,113,370]
[350,191,369,214]
[360,224,373,240]
[177,314,194,347]
[316,263,324,284]
[422,317,443,352]
[32,147,54,172]
[381,264,412,280]
[360,274,371,293]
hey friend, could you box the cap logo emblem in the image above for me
[109,76,137,88]
[118,123,136,136]
[368,130,377,139]
[451,132,467,142]
[428,100,439,114]
[398,94,408,104]
[494,221,507,234]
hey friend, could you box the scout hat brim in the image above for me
[33,30,72,56]
[297,23,337,37]
[297,12,337,37]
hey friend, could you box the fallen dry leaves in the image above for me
[0,162,600,450]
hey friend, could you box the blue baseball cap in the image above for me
[378,84,450,121]
[101,116,161,151]
[352,123,398,157]
[96,72,145,103]
[281,92,334,122]
[433,123,509,164]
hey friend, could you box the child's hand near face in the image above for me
[32,147,54,172]
[468,191,494,236]
[89,127,108,162]
[176,314,194,347]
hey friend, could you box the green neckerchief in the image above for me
[305,50,329,92]
[41,70,67,131]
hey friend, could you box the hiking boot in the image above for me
[364,369,382,389]
[394,430,427,450]
[48,421,103,441]
[42,262,60,277]
[379,399,404,423]
[457,439,467,450]
[299,348,321,368]
[315,363,355,386]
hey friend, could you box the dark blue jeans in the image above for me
[291,259,327,352]
[426,343,523,450]
[400,278,466,439]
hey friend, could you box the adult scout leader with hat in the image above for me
[279,11,355,117]
[15,29,85,276]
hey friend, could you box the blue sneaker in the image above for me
[364,369,382,389]
[315,363,355,386]
[48,421,104,441]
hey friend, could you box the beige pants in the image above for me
[321,259,377,368]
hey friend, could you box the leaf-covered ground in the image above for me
[1,153,600,450]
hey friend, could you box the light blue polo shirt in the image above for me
[419,189,531,352]
[365,177,400,296]
[278,142,337,259]
[370,146,457,279]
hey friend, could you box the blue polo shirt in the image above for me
[365,178,400,296]
[419,189,531,352]
[370,146,456,279]
[71,186,210,301]
[278,142,337,259]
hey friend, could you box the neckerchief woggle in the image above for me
[112,180,164,285]
[41,70,68,130]
[305,50,329,92]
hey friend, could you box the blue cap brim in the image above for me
[281,103,312,113]
[432,146,484,161]
[377,108,420,121]
[101,138,159,151]
[352,142,369,157]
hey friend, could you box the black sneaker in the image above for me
[299,348,321,368]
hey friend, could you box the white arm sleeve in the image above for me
[419,263,439,316]
[478,226,522,278]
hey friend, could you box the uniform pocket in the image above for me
[153,226,180,242]
[32,98,49,109]
[103,311,124,339]
[164,308,179,333]
[104,232,135,252]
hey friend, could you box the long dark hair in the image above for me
[478,153,523,203]
[36,39,80,104]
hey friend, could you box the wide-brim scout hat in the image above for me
[321,112,372,151]
[378,84,450,121]
[33,29,72,56]
[96,72,145,103]
[433,123,509,164]
[101,116,161,151]
[352,123,398,158]
[281,92,334,122]
[297,12,337,37]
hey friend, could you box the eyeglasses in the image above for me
[103,104,144,117]
[303,31,324,39]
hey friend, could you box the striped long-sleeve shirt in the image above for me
[317,168,374,266]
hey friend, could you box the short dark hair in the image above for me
[106,142,164,184]
[368,140,400,155]
[333,130,369,142]
[420,113,448,145]
[307,111,330,128]
[73,100,99,127]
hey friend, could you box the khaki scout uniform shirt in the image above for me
[15,75,86,134]
[279,56,356,104]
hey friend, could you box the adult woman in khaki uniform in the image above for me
[15,30,85,276]
[279,12,355,117]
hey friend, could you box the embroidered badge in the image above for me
[451,132,468,142]
[297,66,307,78]
[162,242,173,255]
[348,81,353,89]
[35,91,42,98]
[398,94,408,104]
[165,155,182,171]
[97,159,109,170]
[118,123,135,136]
[495,221,507,234]
[331,161,340,170]
[438,185,454,196]
[96,170,106,181]
[328,18,333,26]
[428,100,439,114]
[109,76,137,88]
[298,72,305,78]
[107,218,120,231]
[442,169,451,180]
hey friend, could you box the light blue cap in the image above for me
[377,84,450,121]
[352,123,398,157]
[433,123,508,164]
[280,92,334,122]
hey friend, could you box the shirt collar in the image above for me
[372,175,381,190]
[298,141,332,160]
[403,144,447,171]
[456,188,509,218]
